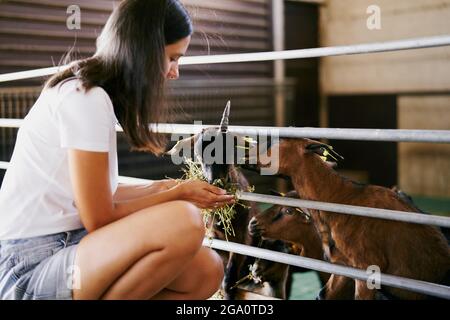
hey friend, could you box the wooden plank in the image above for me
[183,0,268,16]
[10,0,269,16]
[0,27,269,51]
[193,11,268,28]
[398,95,450,198]
[320,0,450,94]
[0,8,270,30]
[9,0,116,12]
[0,11,109,27]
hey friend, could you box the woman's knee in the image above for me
[174,200,204,239]
[165,201,205,255]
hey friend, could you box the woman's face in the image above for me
[165,36,191,80]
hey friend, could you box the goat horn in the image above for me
[220,100,231,132]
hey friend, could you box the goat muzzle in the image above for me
[248,217,263,236]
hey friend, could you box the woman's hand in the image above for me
[172,179,235,209]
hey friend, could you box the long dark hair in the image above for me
[46,0,193,155]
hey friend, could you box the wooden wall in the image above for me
[0,0,282,192]
[398,95,450,198]
[319,0,450,95]
[0,0,273,84]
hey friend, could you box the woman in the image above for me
[0,0,233,300]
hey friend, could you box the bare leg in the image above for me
[72,201,222,300]
[150,247,224,300]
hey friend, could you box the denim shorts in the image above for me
[0,228,88,300]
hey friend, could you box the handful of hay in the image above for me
[177,158,254,241]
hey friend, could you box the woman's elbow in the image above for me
[80,209,115,233]
[83,219,106,233]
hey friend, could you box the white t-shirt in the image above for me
[0,78,119,240]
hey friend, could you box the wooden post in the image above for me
[272,0,288,192]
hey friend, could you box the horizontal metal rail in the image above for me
[0,161,8,170]
[152,123,450,144]
[119,177,450,228]
[2,119,450,143]
[1,35,450,82]
[121,176,450,228]
[117,175,154,185]
[238,192,450,228]
[203,238,450,299]
[181,35,450,65]
[0,119,23,128]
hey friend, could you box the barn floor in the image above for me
[412,195,450,216]
[288,271,322,300]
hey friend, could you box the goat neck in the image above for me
[298,226,324,261]
[228,165,249,189]
[289,153,357,205]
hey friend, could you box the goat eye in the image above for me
[282,208,295,215]
[272,211,283,222]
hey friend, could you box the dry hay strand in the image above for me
[178,158,254,242]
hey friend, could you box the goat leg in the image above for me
[222,252,239,299]
[223,252,253,299]
[317,274,355,300]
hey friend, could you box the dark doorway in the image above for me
[284,1,319,127]
[328,95,398,188]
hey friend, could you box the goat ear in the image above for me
[296,207,312,223]
[269,189,286,197]
[165,135,195,156]
[288,243,304,256]
[305,143,324,152]
[305,143,344,162]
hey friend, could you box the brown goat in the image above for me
[237,239,301,299]
[248,190,330,286]
[248,190,356,299]
[252,138,450,300]
[167,103,260,299]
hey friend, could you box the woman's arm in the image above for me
[68,149,234,232]
[113,180,178,202]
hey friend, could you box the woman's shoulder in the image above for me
[47,77,117,124]
[56,77,111,104]
[51,78,113,112]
